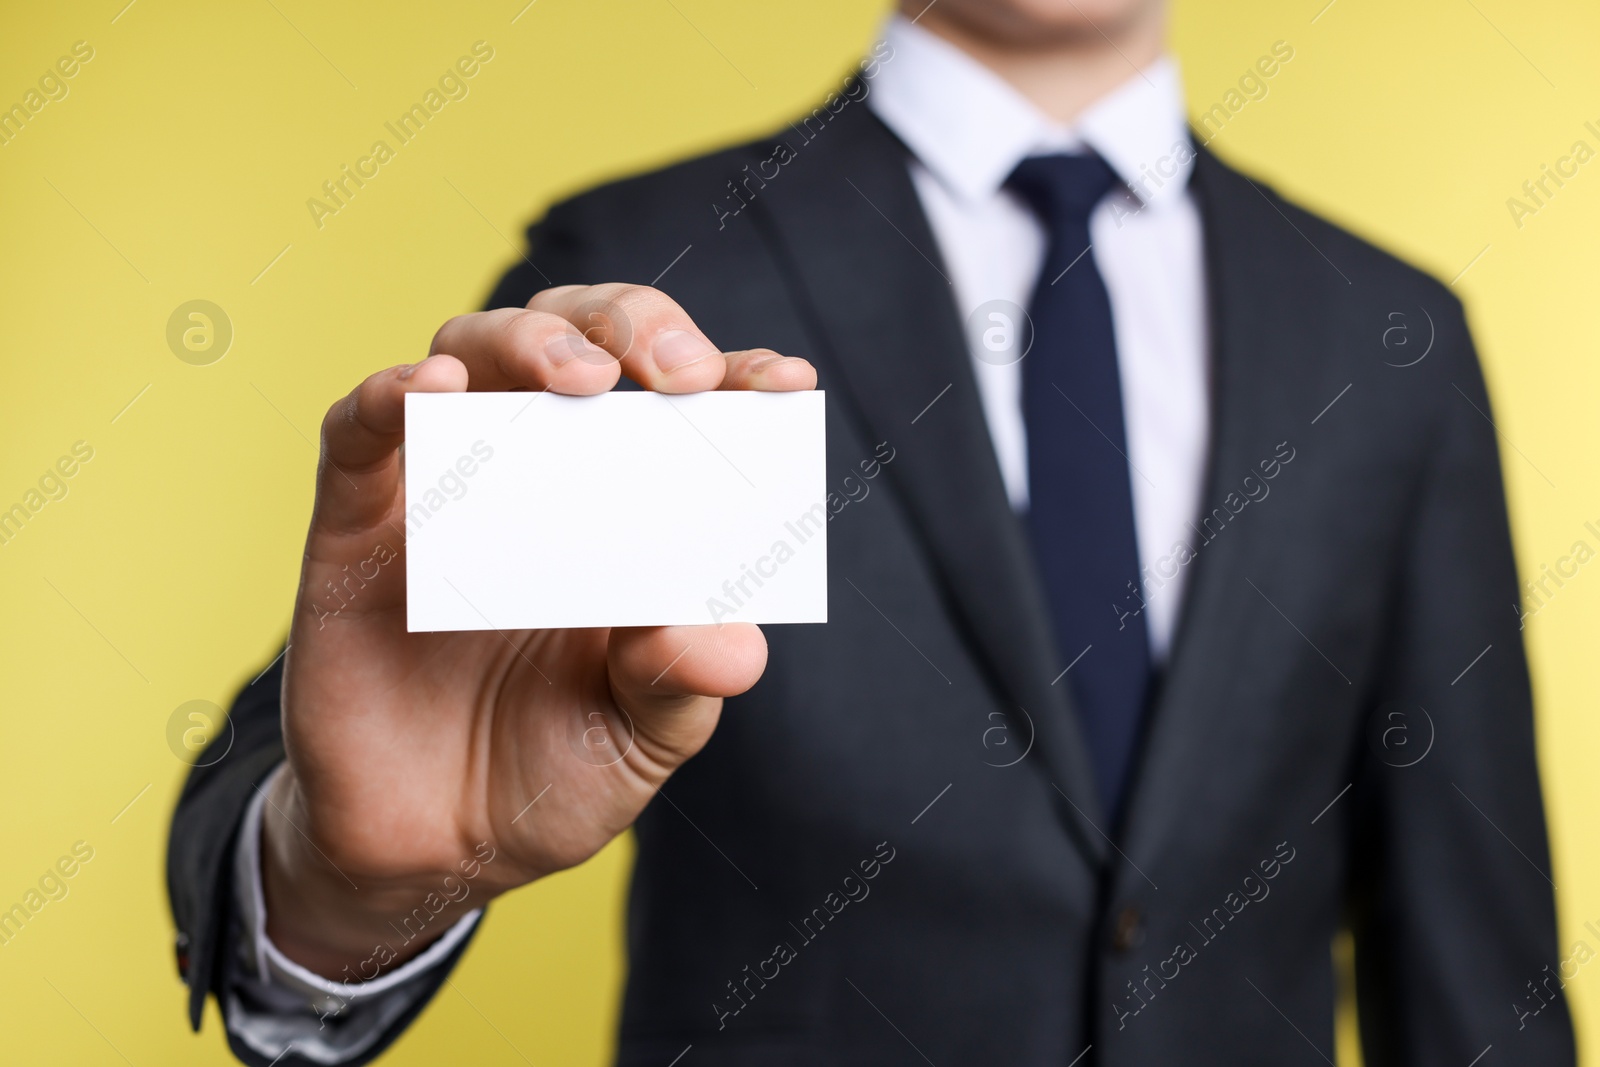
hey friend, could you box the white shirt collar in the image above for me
[867,14,1193,209]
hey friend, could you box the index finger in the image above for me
[528,284,728,394]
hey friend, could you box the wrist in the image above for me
[258,769,493,982]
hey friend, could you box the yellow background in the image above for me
[1,0,1595,1062]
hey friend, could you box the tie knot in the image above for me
[1007,153,1120,228]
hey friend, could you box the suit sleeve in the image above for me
[164,200,595,1064]
[1348,296,1574,1066]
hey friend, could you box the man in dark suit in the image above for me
[169,0,1574,1063]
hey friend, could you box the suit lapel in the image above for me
[749,111,1348,870]
[751,104,1108,861]
[1118,146,1337,849]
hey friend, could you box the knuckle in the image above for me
[429,312,477,356]
[322,389,359,438]
[500,308,565,351]
[527,283,584,310]
[569,297,636,355]
[350,376,389,433]
[610,284,676,321]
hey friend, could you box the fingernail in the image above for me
[397,362,418,380]
[653,330,716,373]
[545,332,600,367]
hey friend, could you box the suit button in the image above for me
[174,931,190,978]
[1111,906,1144,952]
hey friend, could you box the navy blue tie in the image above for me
[1008,153,1152,825]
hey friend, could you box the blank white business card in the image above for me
[405,391,828,631]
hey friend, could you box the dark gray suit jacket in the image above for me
[169,97,1574,1066]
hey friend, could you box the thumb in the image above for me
[605,623,768,762]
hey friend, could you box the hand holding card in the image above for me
[258,283,818,983]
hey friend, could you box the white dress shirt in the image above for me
[224,14,1211,1059]
[870,15,1210,660]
